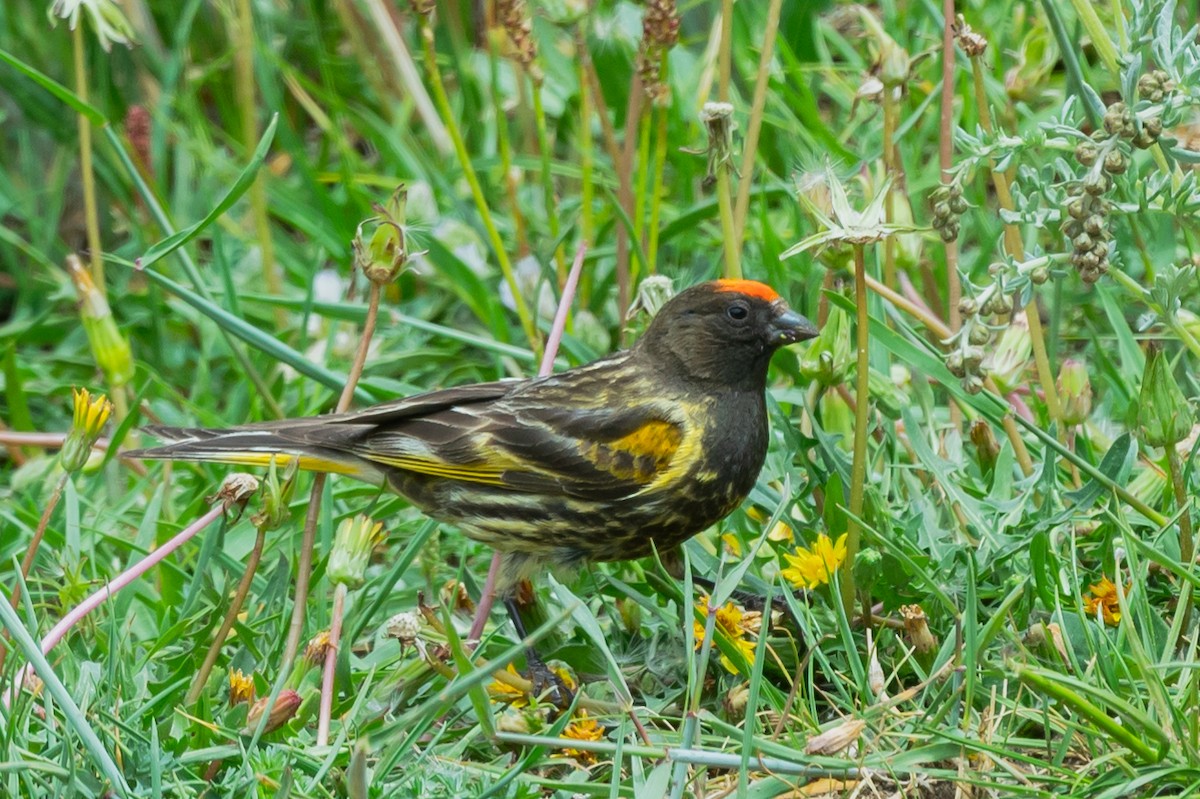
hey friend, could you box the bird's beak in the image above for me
[769,304,820,346]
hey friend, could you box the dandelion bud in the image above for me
[66,255,134,388]
[251,458,297,532]
[984,313,1031,395]
[329,515,384,589]
[50,0,136,52]
[1137,344,1193,447]
[625,275,675,323]
[900,604,938,655]
[805,718,866,756]
[970,420,1000,473]
[699,102,735,188]
[723,682,750,720]
[800,305,852,386]
[60,388,113,474]
[243,689,302,734]
[353,187,414,285]
[304,630,333,667]
[1057,359,1093,426]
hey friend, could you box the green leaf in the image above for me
[140,114,279,269]
[0,48,108,124]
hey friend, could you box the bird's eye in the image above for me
[726,303,749,321]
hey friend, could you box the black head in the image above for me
[636,280,819,388]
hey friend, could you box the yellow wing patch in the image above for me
[365,453,510,487]
[586,419,683,483]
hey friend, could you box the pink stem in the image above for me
[468,244,588,643]
[318,582,347,745]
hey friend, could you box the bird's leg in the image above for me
[503,596,574,708]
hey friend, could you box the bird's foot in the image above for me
[525,654,575,710]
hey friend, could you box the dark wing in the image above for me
[347,357,697,501]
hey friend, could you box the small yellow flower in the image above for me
[488,663,530,706]
[60,387,113,473]
[228,668,255,706]
[781,533,848,590]
[304,630,333,667]
[694,596,758,674]
[721,532,742,557]
[1083,576,1122,625]
[560,710,604,764]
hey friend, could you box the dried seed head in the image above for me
[805,718,866,756]
[496,0,541,80]
[954,15,988,57]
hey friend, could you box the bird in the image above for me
[129,279,817,692]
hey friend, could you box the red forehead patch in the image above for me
[713,279,780,302]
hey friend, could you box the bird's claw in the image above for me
[526,658,575,709]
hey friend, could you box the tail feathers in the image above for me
[126,425,374,479]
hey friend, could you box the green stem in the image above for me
[233,0,282,325]
[0,471,70,672]
[647,101,669,276]
[970,56,1062,426]
[418,19,540,356]
[1167,447,1195,637]
[717,0,733,102]
[881,85,897,290]
[716,166,740,279]
[491,41,528,255]
[282,282,381,667]
[733,0,782,243]
[531,80,565,284]
[186,525,267,706]
[631,106,653,283]
[72,24,104,296]
[577,35,594,254]
[841,244,870,616]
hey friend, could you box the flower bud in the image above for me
[66,255,134,388]
[304,630,333,667]
[805,718,866,756]
[625,275,675,326]
[60,388,113,474]
[800,305,852,386]
[243,689,302,734]
[984,313,1031,395]
[1056,359,1092,426]
[970,420,1000,473]
[1137,344,1193,447]
[821,388,854,451]
[353,187,415,285]
[900,604,938,655]
[329,515,384,589]
[251,458,298,532]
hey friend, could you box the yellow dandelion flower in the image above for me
[1083,576,1122,626]
[561,710,604,764]
[488,663,529,706]
[61,387,113,473]
[781,533,848,589]
[228,668,254,706]
[694,596,757,674]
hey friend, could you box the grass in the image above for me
[2,0,1200,796]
